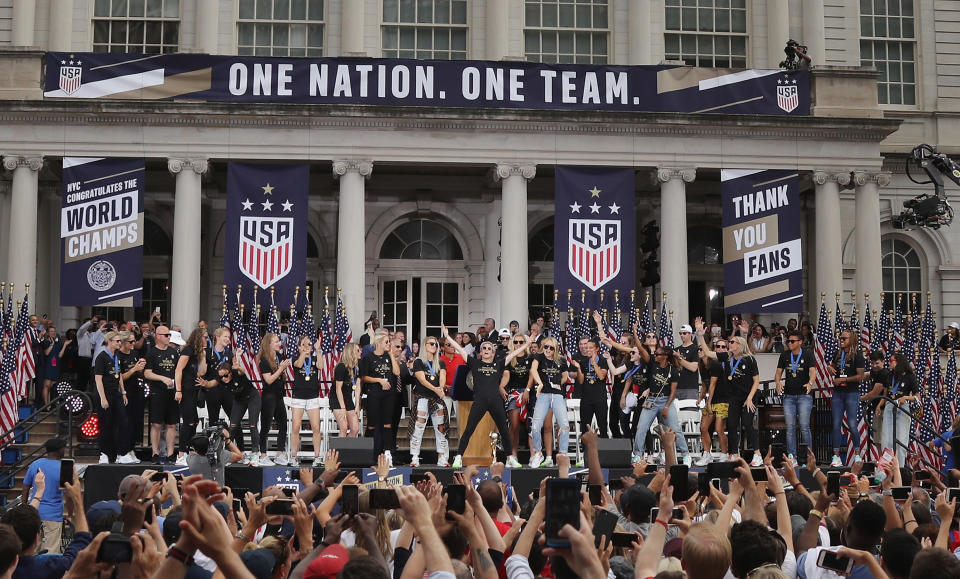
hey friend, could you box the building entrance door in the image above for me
[380,276,461,343]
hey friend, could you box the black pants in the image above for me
[457,394,513,455]
[99,391,130,460]
[230,390,261,452]
[204,384,234,427]
[609,383,625,437]
[125,384,145,448]
[580,396,608,437]
[366,389,397,456]
[726,396,758,454]
[178,384,198,455]
[76,357,91,391]
[259,388,287,453]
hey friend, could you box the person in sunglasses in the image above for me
[774,330,816,461]
[827,329,866,467]
[694,339,726,467]
[442,324,529,469]
[143,325,180,464]
[501,332,533,469]
[527,336,570,468]
[217,361,262,465]
[408,337,450,467]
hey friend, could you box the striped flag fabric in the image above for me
[944,348,958,427]
[0,304,19,445]
[576,293,591,342]
[11,297,36,401]
[319,298,334,397]
[333,293,353,352]
[834,299,845,333]
[640,294,653,336]
[860,306,872,354]
[658,301,674,348]
[873,307,889,356]
[814,301,835,398]
[916,354,944,472]
[266,304,293,396]
[627,290,639,338]
[892,299,905,354]
[2,293,11,344]
[230,297,263,392]
[920,300,936,353]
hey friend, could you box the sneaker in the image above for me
[694,451,711,467]
[259,455,274,466]
[574,459,585,468]
[384,450,393,468]
[99,453,110,464]
[437,457,449,467]
[159,453,168,465]
[410,456,420,467]
[312,456,324,468]
[830,455,843,468]
[117,453,137,464]
[682,454,693,467]
[786,453,796,466]
[542,456,554,467]
[632,454,643,465]
[152,454,161,464]
[249,456,260,467]
[273,452,289,466]
[749,453,763,467]
[529,453,545,468]
[175,454,188,466]
[240,452,251,465]
[127,451,141,464]
[451,455,463,469]
[505,456,522,469]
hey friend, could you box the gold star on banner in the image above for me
[589,186,601,197]
[262,183,275,195]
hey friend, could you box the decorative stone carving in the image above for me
[332,159,374,179]
[493,163,537,182]
[167,158,209,175]
[3,155,43,172]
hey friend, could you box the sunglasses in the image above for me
[655,351,665,356]
[513,340,525,344]
[646,334,657,339]
[126,339,136,343]
[787,339,801,344]
[543,345,556,350]
[426,342,438,347]
[715,345,728,349]
[157,333,171,337]
[219,373,231,380]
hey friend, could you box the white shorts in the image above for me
[287,397,321,411]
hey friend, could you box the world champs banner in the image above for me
[554,167,635,309]
[60,157,144,306]
[721,169,802,314]
[225,163,308,308]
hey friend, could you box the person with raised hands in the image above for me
[634,473,674,579]
[395,485,456,578]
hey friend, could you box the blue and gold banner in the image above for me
[225,163,309,308]
[721,169,802,314]
[60,157,144,306]
[44,52,809,116]
[554,167,636,310]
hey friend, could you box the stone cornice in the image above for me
[0,101,902,142]
[2,155,43,171]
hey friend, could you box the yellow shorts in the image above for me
[710,403,729,419]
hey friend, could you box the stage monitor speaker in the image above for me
[330,438,376,468]
[595,439,633,468]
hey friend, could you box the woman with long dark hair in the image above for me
[880,352,917,466]
[174,326,208,465]
[289,335,324,466]
[219,360,261,465]
[258,332,292,466]
[827,329,866,467]
[199,327,235,427]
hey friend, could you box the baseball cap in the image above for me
[950,322,959,330]
[304,543,349,579]
[169,330,186,346]
[43,437,66,452]
[679,324,693,334]
[498,328,511,337]
[240,549,277,579]
[85,500,121,528]
[118,474,145,499]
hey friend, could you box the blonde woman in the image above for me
[289,335,324,467]
[359,330,400,462]
[258,333,292,466]
[501,332,533,467]
[696,318,762,465]
[332,343,362,437]
[528,336,570,468]
[408,336,450,466]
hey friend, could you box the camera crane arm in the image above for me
[908,143,960,202]
[893,144,958,229]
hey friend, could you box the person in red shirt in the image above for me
[440,337,466,394]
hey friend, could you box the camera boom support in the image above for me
[893,144,959,230]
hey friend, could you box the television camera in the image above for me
[893,144,959,230]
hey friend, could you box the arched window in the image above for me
[881,237,922,311]
[530,223,554,261]
[379,219,463,260]
[307,234,319,258]
[688,226,723,264]
[143,219,172,256]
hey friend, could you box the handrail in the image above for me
[0,390,91,455]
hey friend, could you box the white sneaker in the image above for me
[529,453,545,468]
[451,455,463,469]
[542,456,555,467]
[682,454,693,467]
[259,455,274,466]
[749,453,763,467]
[126,451,141,463]
[830,455,843,468]
[249,456,260,467]
[632,454,644,465]
[384,450,393,468]
[99,453,110,464]
[410,456,420,467]
[694,451,711,467]
[312,456,324,467]
[175,454,188,466]
[240,452,251,465]
[117,453,137,464]
[505,456,522,469]
[273,452,289,466]
[436,457,449,467]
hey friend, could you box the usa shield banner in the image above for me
[225,163,308,307]
[554,167,635,310]
[721,169,802,314]
[60,157,144,306]
[776,75,799,113]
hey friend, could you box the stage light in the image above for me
[54,381,85,414]
[79,415,100,441]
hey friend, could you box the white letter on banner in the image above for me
[229,63,248,95]
[606,72,628,104]
[509,69,524,102]
[540,70,556,102]
[416,66,434,99]
[253,63,272,96]
[277,64,293,95]
[743,238,802,284]
[486,68,504,101]
[561,71,577,103]
[310,64,328,96]
[462,67,480,100]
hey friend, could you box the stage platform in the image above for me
[80,462,825,509]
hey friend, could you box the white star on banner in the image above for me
[608,203,620,214]
[570,202,581,213]
[261,200,274,211]
[241,198,253,210]
[281,200,293,211]
[589,203,601,214]
[276,475,282,482]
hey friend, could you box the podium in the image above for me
[452,365,498,466]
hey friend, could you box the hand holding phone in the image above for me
[827,471,841,498]
[545,478,581,548]
[340,485,359,517]
[816,550,854,575]
[59,459,75,488]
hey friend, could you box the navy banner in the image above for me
[554,167,635,310]
[60,157,143,306]
[721,169,802,314]
[225,163,309,308]
[43,52,809,116]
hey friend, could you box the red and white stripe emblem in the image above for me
[59,66,82,95]
[777,84,799,113]
[238,216,294,289]
[568,219,621,291]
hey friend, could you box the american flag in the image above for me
[640,294,652,336]
[834,299,845,333]
[892,298,905,354]
[0,307,19,445]
[904,302,920,364]
[576,293,591,342]
[319,300,335,396]
[944,348,958,427]
[333,293,353,353]
[3,293,12,344]
[609,292,623,341]
[814,301,835,398]
[860,305,872,355]
[658,301,673,348]
[873,307,889,357]
[915,354,944,472]
[285,303,301,362]
[11,297,35,401]
[565,308,576,365]
[266,303,293,396]
[920,300,936,354]
[849,302,860,343]
[627,290,639,338]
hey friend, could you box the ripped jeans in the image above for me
[531,393,570,455]
[409,396,449,462]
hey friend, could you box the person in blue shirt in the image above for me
[20,438,65,555]
[931,413,960,476]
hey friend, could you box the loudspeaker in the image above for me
[330,438,376,468]
[595,439,633,467]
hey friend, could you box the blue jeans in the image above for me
[531,393,570,454]
[782,394,813,457]
[831,391,861,452]
[633,396,689,456]
[882,401,911,467]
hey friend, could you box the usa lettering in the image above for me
[732,184,789,218]
[243,219,291,246]
[571,222,618,249]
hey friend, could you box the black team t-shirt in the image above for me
[777,349,815,395]
[332,363,357,410]
[709,363,729,404]
[675,343,700,396]
[258,356,286,395]
[646,364,678,398]
[468,356,505,397]
[94,350,122,393]
[412,358,446,401]
[504,355,532,391]
[573,355,609,401]
[714,352,758,399]
[146,346,178,391]
[360,352,396,394]
[291,355,320,399]
[533,353,567,396]
[831,349,865,394]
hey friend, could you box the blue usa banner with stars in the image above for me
[225,163,308,308]
[554,167,635,310]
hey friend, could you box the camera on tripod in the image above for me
[779,40,809,70]
[201,422,227,466]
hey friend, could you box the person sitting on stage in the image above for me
[442,324,528,469]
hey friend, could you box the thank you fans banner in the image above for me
[225,163,308,307]
[43,52,809,116]
[554,167,635,309]
[721,169,802,314]
[60,157,144,306]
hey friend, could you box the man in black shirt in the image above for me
[143,326,179,463]
[773,330,816,459]
[675,324,701,400]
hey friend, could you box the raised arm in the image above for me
[504,335,532,365]
[694,318,717,360]
[442,325,468,361]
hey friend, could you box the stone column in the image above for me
[48,0,73,51]
[767,0,789,68]
[802,0,825,68]
[483,198,502,322]
[854,172,890,310]
[12,0,36,46]
[341,0,365,55]
[3,155,42,301]
[196,0,219,54]
[657,166,695,329]
[486,0,509,60]
[167,158,207,330]
[495,163,535,329]
[333,160,373,337]
[812,171,847,304]
[628,0,651,64]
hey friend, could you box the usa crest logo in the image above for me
[776,77,798,113]
[568,219,621,291]
[59,59,82,95]
[239,216,294,289]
